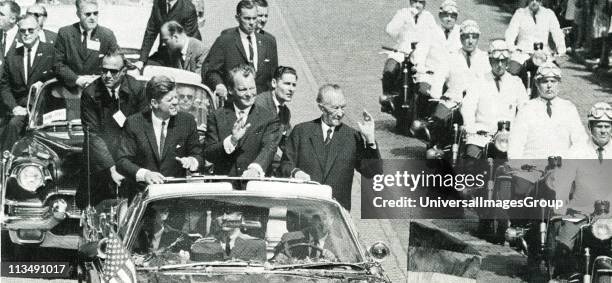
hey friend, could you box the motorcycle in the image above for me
[508,42,555,99]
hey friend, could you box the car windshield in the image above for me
[129,196,362,268]
[32,81,82,129]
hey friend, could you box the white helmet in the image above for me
[588,102,612,124]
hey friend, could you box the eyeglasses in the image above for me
[26,12,47,18]
[83,11,99,17]
[19,28,37,34]
[100,67,122,76]
[440,12,458,18]
[461,33,480,39]
[590,107,612,120]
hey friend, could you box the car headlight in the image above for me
[17,165,44,192]
[592,218,612,240]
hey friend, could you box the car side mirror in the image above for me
[368,241,390,262]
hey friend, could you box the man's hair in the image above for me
[1,1,21,18]
[102,50,126,67]
[27,4,47,16]
[75,0,98,11]
[146,75,176,101]
[236,0,256,15]
[162,20,184,36]
[316,84,341,103]
[227,64,256,90]
[18,14,40,27]
[273,66,297,81]
[253,0,268,8]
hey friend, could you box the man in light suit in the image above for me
[78,51,148,208]
[116,76,202,197]
[280,84,381,211]
[204,64,280,177]
[134,0,201,69]
[53,0,119,89]
[0,15,55,152]
[202,0,278,98]
[158,20,208,74]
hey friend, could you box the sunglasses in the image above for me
[26,12,47,18]
[19,28,37,34]
[590,107,612,120]
[461,33,480,39]
[83,11,99,17]
[100,67,122,76]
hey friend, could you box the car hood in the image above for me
[138,271,382,282]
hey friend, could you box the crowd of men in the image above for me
[0,0,380,212]
[382,0,611,278]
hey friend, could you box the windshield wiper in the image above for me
[271,262,366,271]
[137,260,264,271]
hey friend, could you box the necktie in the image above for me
[160,121,166,155]
[444,29,450,40]
[225,238,231,256]
[324,128,332,145]
[465,52,472,68]
[246,35,254,64]
[26,48,32,69]
[546,100,552,118]
[532,12,537,25]
[278,104,290,126]
[598,147,604,163]
[82,30,88,49]
[494,76,501,92]
[110,89,119,110]
[25,48,31,83]
[414,14,419,25]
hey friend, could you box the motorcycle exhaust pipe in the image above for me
[487,158,494,200]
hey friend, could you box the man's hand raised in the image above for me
[230,116,251,145]
[357,109,376,144]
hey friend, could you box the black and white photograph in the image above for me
[1,0,612,282]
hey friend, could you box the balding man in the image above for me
[157,21,208,74]
[280,84,381,210]
[0,15,55,152]
[0,1,20,56]
[26,4,57,44]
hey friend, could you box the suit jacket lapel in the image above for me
[233,29,249,62]
[82,27,100,62]
[14,47,26,85]
[161,115,177,160]
[143,112,162,163]
[28,44,46,78]
[308,120,327,173]
[72,23,89,60]
[322,124,347,181]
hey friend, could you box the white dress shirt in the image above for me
[461,72,528,147]
[321,121,335,141]
[384,8,438,64]
[180,37,189,65]
[567,139,612,159]
[238,28,258,70]
[4,25,18,56]
[22,41,39,84]
[151,226,165,250]
[433,48,491,101]
[505,7,566,55]
[508,97,588,160]
[38,30,47,43]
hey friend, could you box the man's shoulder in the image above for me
[292,119,321,132]
[126,110,148,125]
[280,230,308,242]
[175,111,197,125]
[95,25,117,38]
[254,91,273,105]
[555,97,578,109]
[57,23,79,36]
[82,79,104,98]
[218,28,238,39]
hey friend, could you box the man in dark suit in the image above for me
[190,206,266,262]
[78,51,148,208]
[0,15,55,152]
[202,0,278,98]
[134,0,201,69]
[254,66,297,174]
[254,0,273,38]
[26,4,57,44]
[53,0,119,90]
[0,1,21,57]
[158,21,208,74]
[116,75,202,191]
[273,213,338,261]
[204,64,280,177]
[280,84,381,211]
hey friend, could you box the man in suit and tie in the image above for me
[116,76,202,194]
[254,66,297,174]
[0,15,55,152]
[26,4,57,45]
[53,0,119,90]
[254,0,272,37]
[0,1,20,57]
[204,64,280,177]
[78,51,148,208]
[273,212,338,261]
[190,206,267,262]
[202,0,278,99]
[280,84,381,211]
[134,0,201,69]
[158,21,208,74]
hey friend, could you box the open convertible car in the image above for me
[0,67,216,250]
[78,177,391,282]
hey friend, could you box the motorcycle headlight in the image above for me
[494,132,509,153]
[591,218,612,240]
[16,165,44,192]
